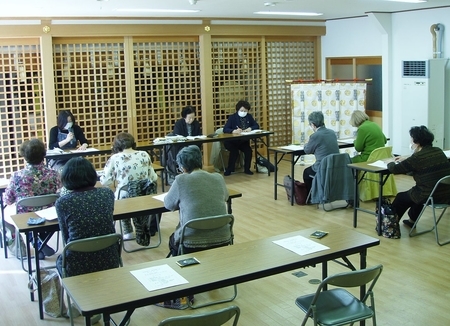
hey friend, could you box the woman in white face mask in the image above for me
[387,125,450,228]
[49,110,89,171]
[222,100,260,176]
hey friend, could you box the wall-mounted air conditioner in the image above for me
[401,59,448,153]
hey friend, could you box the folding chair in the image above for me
[117,181,161,253]
[60,233,123,326]
[178,214,237,308]
[295,264,383,326]
[16,194,60,271]
[410,175,450,245]
[158,305,240,326]
[308,153,354,211]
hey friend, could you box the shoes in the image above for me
[346,199,354,208]
[40,244,56,257]
[403,219,415,228]
[224,170,231,176]
[38,251,45,260]
[244,170,254,175]
[123,232,134,240]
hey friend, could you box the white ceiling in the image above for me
[1,0,450,23]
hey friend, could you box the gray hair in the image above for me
[349,110,369,128]
[176,145,202,173]
[308,111,324,128]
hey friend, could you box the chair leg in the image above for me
[409,205,435,237]
[433,208,450,246]
[188,284,238,309]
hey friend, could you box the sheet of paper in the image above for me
[46,149,65,155]
[186,135,207,140]
[35,206,58,221]
[153,193,168,202]
[70,147,99,153]
[272,235,329,256]
[241,129,263,135]
[130,264,189,292]
[279,145,304,151]
[444,150,450,158]
[368,160,388,169]
[337,138,355,144]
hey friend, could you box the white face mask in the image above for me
[410,143,417,154]
[64,122,73,130]
[238,111,247,118]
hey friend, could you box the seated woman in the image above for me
[48,110,89,171]
[223,100,259,176]
[387,126,450,228]
[173,105,202,137]
[56,157,119,277]
[3,139,61,259]
[164,145,230,256]
[350,110,387,163]
[100,132,158,242]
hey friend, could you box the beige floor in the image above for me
[1,159,449,325]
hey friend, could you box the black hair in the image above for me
[176,145,202,173]
[112,132,136,154]
[409,125,434,147]
[235,100,251,112]
[181,105,196,118]
[19,139,46,165]
[60,157,97,190]
[57,110,76,130]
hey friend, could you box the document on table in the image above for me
[46,148,65,155]
[153,193,167,202]
[35,206,58,221]
[130,264,189,292]
[241,129,263,135]
[337,138,355,144]
[273,235,329,256]
[186,135,207,140]
[368,160,389,169]
[279,145,304,151]
[69,148,99,153]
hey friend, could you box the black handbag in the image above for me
[257,156,276,172]
[376,198,401,239]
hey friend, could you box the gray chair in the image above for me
[295,264,383,326]
[158,305,240,326]
[178,214,237,309]
[16,194,60,271]
[60,233,123,326]
[409,175,450,245]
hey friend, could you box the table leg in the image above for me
[253,138,258,173]
[1,197,8,258]
[290,152,295,206]
[85,315,92,326]
[274,151,278,200]
[33,230,44,319]
[266,134,271,177]
[322,261,328,291]
[377,174,384,236]
[227,198,232,214]
[353,169,359,228]
[359,248,368,326]
[25,231,34,302]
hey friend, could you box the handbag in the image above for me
[376,198,401,239]
[257,156,276,172]
[283,175,308,205]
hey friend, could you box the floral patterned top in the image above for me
[55,187,120,277]
[100,150,158,199]
[3,163,61,213]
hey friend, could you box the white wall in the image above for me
[322,8,450,154]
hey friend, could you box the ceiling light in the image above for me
[254,11,323,16]
[117,9,200,13]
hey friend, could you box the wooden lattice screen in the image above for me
[0,41,44,178]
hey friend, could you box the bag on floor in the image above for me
[283,175,308,205]
[155,295,195,310]
[36,269,66,317]
[257,156,276,172]
[376,198,401,239]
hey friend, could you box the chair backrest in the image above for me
[178,214,234,254]
[428,175,450,202]
[367,146,393,162]
[61,233,123,277]
[158,305,240,326]
[16,193,60,213]
[317,264,383,302]
[118,179,156,200]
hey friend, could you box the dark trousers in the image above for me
[392,191,424,222]
[224,140,252,172]
[303,166,316,195]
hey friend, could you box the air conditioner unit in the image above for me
[401,59,448,153]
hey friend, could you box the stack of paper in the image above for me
[35,206,58,221]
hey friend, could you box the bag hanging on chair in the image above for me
[376,198,401,239]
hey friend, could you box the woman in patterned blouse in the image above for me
[100,132,158,239]
[55,157,119,277]
[3,138,61,259]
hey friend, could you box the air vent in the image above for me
[402,60,429,78]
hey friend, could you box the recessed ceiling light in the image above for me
[254,11,323,16]
[117,9,200,13]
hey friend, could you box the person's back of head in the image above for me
[176,145,202,173]
[61,157,97,190]
[410,125,434,147]
[19,138,46,165]
[349,110,369,128]
[308,111,325,128]
[112,132,136,154]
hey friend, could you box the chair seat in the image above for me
[296,288,374,326]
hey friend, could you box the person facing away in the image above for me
[3,138,62,259]
[100,132,158,240]
[48,110,89,171]
[223,100,260,176]
[164,145,230,256]
[350,110,387,163]
[173,105,202,137]
[303,111,340,194]
[387,125,450,228]
[56,157,119,277]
